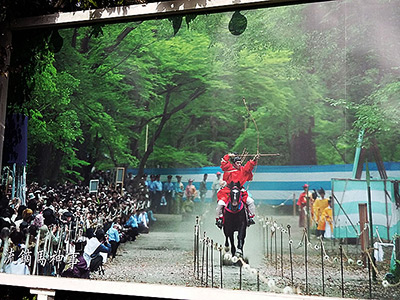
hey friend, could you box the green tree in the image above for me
[7,37,85,184]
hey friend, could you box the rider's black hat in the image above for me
[233,156,241,162]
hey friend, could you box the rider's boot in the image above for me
[215,201,225,229]
[246,197,256,226]
[215,218,223,229]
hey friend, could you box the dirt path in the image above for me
[93,204,268,290]
[92,204,399,299]
[94,214,195,286]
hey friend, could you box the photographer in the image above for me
[83,229,111,273]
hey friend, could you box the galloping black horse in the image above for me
[223,181,247,257]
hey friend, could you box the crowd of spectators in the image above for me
[0,169,213,278]
[126,172,205,218]
[0,171,156,278]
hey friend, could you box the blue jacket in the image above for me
[107,226,120,243]
[126,215,138,228]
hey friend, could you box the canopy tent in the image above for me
[332,178,400,241]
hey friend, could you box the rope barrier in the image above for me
[375,227,385,244]
[365,248,385,281]
[196,225,299,294]
[337,220,369,238]
[270,195,293,209]
[194,214,400,296]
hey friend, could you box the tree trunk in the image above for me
[290,117,317,165]
[136,87,205,178]
[35,143,53,185]
[49,148,63,186]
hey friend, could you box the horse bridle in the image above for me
[227,186,243,213]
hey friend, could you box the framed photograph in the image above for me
[116,167,125,183]
[89,179,99,194]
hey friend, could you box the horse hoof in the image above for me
[224,246,230,253]
[224,253,232,261]
[236,249,243,257]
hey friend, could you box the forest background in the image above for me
[4,0,400,185]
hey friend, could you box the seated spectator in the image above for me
[0,206,14,233]
[9,207,28,230]
[125,210,139,241]
[137,208,149,234]
[13,205,27,222]
[1,173,158,278]
[83,229,111,273]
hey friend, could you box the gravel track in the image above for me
[91,204,400,299]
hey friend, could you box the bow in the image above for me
[243,97,260,157]
[242,97,260,190]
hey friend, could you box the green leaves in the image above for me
[8,1,400,183]
[148,146,210,168]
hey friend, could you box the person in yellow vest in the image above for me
[313,188,329,237]
[317,197,333,239]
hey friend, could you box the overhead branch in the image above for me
[327,138,349,164]
[96,42,144,76]
[102,24,142,55]
[140,86,206,127]
[136,86,206,177]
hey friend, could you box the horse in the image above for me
[222,182,247,258]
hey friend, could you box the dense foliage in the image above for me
[5,0,400,184]
[1,0,144,22]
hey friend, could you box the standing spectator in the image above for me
[153,175,163,213]
[125,172,135,194]
[106,223,120,260]
[185,179,197,202]
[317,197,333,239]
[199,174,208,203]
[297,184,313,228]
[148,175,156,211]
[212,172,222,202]
[182,179,196,217]
[142,173,148,188]
[313,188,329,237]
[174,176,184,214]
[163,175,174,213]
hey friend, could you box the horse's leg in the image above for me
[236,214,247,257]
[225,234,230,253]
[229,233,236,256]
[237,229,246,256]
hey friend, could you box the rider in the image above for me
[215,152,259,228]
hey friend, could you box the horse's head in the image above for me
[228,181,243,212]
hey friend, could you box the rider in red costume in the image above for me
[215,153,259,228]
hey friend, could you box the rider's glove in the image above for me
[216,218,223,229]
[247,217,255,226]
